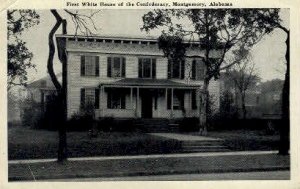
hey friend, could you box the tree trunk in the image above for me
[241,92,247,119]
[48,10,68,162]
[199,78,209,136]
[57,19,68,162]
[279,30,289,155]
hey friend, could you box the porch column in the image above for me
[130,87,133,109]
[136,87,139,117]
[197,88,201,118]
[171,88,174,118]
[101,86,104,117]
[165,88,168,110]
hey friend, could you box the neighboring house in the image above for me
[55,35,222,120]
[220,72,283,119]
[27,73,62,111]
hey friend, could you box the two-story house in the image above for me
[55,35,221,120]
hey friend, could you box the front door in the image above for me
[141,91,152,118]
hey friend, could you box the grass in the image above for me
[8,126,281,160]
[206,129,280,151]
[8,126,180,160]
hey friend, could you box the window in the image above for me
[107,90,126,109]
[191,59,205,80]
[167,89,184,110]
[173,90,184,110]
[168,59,185,79]
[80,56,99,76]
[80,88,100,109]
[138,58,156,78]
[107,57,126,78]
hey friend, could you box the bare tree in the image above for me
[47,9,100,162]
[228,54,260,119]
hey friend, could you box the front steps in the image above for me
[148,133,231,153]
[180,140,230,153]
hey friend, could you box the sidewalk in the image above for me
[8,151,290,181]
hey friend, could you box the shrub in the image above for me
[20,97,43,129]
[178,117,199,132]
[67,102,96,131]
[97,117,138,132]
[97,117,114,132]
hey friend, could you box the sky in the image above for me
[20,9,289,83]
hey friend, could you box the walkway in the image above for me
[8,151,290,181]
[43,171,290,181]
[149,133,222,141]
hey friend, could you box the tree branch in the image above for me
[48,10,63,91]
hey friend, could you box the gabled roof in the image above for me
[27,73,62,89]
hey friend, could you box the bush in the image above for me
[97,117,138,132]
[20,98,43,129]
[21,106,42,128]
[178,117,199,132]
[67,102,96,131]
[67,112,94,131]
[97,117,114,132]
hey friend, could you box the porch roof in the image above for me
[99,78,201,89]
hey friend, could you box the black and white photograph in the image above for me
[4,4,295,184]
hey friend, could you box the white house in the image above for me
[55,35,221,120]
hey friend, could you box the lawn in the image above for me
[8,126,281,160]
[206,129,280,151]
[8,126,180,160]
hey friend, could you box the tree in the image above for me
[249,9,289,154]
[272,21,289,155]
[228,55,260,119]
[47,10,99,162]
[142,9,280,135]
[7,10,40,90]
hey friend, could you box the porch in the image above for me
[96,78,202,119]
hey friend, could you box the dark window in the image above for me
[191,59,205,80]
[80,88,100,109]
[107,57,126,78]
[168,59,185,79]
[173,90,184,110]
[166,89,184,110]
[80,56,100,76]
[107,90,126,109]
[138,58,156,78]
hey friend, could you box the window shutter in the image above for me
[121,57,126,77]
[95,88,99,109]
[180,60,185,79]
[167,89,171,109]
[80,88,85,109]
[167,59,172,79]
[107,57,112,77]
[191,60,196,80]
[180,93,185,110]
[81,56,85,76]
[196,61,203,80]
[199,60,205,80]
[95,56,99,76]
[138,59,142,78]
[152,59,156,79]
[192,90,197,110]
